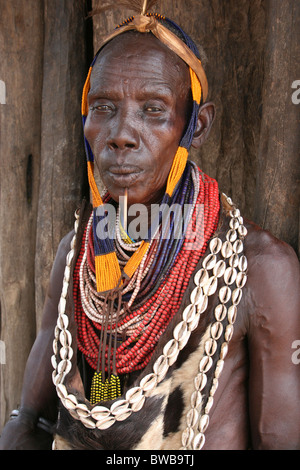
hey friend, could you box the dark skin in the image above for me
[84,33,213,233]
[85,33,212,208]
[0,33,299,450]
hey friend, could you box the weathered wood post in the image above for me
[0,1,44,430]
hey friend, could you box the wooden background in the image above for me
[0,0,299,431]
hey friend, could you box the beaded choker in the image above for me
[73,162,220,402]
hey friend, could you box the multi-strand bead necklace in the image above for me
[52,190,248,451]
[73,162,220,402]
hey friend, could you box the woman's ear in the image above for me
[191,101,216,149]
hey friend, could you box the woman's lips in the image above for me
[107,165,143,186]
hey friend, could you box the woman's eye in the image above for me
[144,105,162,113]
[90,104,112,112]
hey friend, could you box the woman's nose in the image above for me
[107,107,140,151]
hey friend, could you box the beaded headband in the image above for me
[81,9,207,293]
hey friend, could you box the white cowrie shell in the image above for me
[52,339,58,355]
[199,355,213,373]
[188,313,201,333]
[220,342,229,360]
[204,396,214,414]
[57,313,69,330]
[233,239,243,254]
[59,329,72,348]
[173,321,188,342]
[90,406,110,421]
[215,359,225,378]
[225,324,234,342]
[228,305,237,324]
[229,253,239,268]
[66,249,74,266]
[61,280,69,299]
[194,372,207,392]
[202,253,217,270]
[57,359,72,375]
[125,386,143,404]
[63,394,77,409]
[80,416,96,429]
[52,370,59,386]
[182,304,197,324]
[51,354,57,369]
[226,229,237,243]
[224,266,237,285]
[191,390,202,409]
[190,286,204,306]
[203,276,218,296]
[56,383,68,400]
[213,259,226,278]
[187,408,199,428]
[209,237,222,254]
[59,346,69,360]
[192,432,205,450]
[214,304,227,321]
[239,255,248,272]
[198,414,209,433]
[54,325,60,339]
[210,321,223,340]
[238,225,248,237]
[58,297,66,316]
[115,410,132,421]
[197,295,208,314]
[153,355,169,380]
[230,208,240,218]
[75,404,90,418]
[229,217,240,230]
[181,426,194,448]
[163,339,179,359]
[209,378,219,397]
[64,265,71,282]
[221,241,233,258]
[194,268,209,287]
[95,416,116,430]
[205,338,217,356]
[70,234,76,250]
[178,329,191,351]
[232,288,242,305]
[130,395,145,412]
[236,271,247,288]
[140,373,158,392]
[219,286,231,304]
[111,400,130,416]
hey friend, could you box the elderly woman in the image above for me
[1,7,299,451]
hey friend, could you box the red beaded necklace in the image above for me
[73,164,220,398]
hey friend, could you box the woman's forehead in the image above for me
[90,33,190,93]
